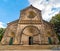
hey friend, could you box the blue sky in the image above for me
[0,0,60,28]
[0,0,29,28]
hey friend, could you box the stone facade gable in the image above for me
[1,5,59,45]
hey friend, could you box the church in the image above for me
[1,5,59,45]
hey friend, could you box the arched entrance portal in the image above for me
[20,26,41,45]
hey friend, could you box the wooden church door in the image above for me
[48,37,52,44]
[29,36,33,45]
[9,37,13,45]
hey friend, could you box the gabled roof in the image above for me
[8,19,19,25]
[20,5,41,12]
[43,20,54,27]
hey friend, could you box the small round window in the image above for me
[28,11,36,19]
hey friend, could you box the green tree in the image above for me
[50,13,60,42]
[0,28,5,41]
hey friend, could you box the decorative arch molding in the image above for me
[21,26,40,36]
[20,26,41,45]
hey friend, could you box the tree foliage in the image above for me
[50,13,60,41]
[0,28,5,41]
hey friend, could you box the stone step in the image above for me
[0,45,60,50]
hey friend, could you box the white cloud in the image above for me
[28,0,60,21]
[0,22,6,28]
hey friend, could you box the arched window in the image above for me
[11,32,15,37]
[28,11,36,18]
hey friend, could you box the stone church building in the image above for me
[1,5,59,45]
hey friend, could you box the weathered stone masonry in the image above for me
[1,5,59,45]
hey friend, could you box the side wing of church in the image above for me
[1,5,59,45]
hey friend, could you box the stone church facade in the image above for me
[1,5,59,45]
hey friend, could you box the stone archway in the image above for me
[20,26,41,45]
